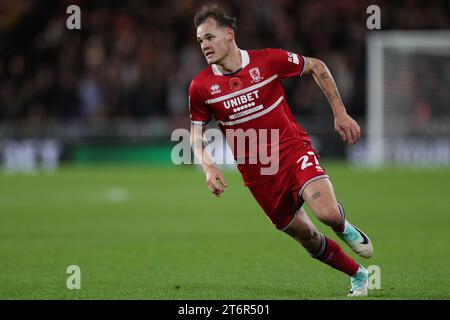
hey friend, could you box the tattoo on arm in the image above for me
[324,89,342,103]
[320,72,329,80]
[333,89,341,100]
[312,191,321,200]
[309,59,347,114]
[313,62,342,101]
[325,90,336,101]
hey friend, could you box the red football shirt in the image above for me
[189,48,312,186]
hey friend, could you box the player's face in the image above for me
[196,18,232,65]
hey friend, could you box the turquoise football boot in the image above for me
[347,265,369,297]
[336,220,373,258]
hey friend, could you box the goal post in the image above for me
[366,31,450,166]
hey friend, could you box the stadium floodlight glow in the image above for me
[366,31,450,166]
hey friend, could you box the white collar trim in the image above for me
[212,49,249,76]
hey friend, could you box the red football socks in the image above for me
[312,235,359,277]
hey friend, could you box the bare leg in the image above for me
[284,208,322,254]
[301,177,373,259]
[301,178,344,228]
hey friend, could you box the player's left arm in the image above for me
[302,57,361,144]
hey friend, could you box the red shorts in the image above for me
[248,145,329,230]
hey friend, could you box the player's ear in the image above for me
[225,27,234,41]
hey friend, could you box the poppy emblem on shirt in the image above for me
[229,77,243,91]
[249,67,263,83]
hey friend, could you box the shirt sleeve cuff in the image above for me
[299,56,308,77]
[191,119,210,126]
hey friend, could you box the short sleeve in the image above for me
[267,48,307,79]
[189,80,210,126]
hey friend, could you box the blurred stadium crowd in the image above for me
[0,0,449,122]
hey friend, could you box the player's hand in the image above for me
[334,113,361,145]
[204,165,228,197]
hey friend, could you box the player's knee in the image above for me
[316,203,341,226]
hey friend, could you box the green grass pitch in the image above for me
[0,163,449,299]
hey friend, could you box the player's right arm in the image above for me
[189,80,227,197]
[190,124,228,197]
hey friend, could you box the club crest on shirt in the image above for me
[249,67,263,83]
[229,77,243,91]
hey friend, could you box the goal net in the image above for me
[362,31,450,166]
